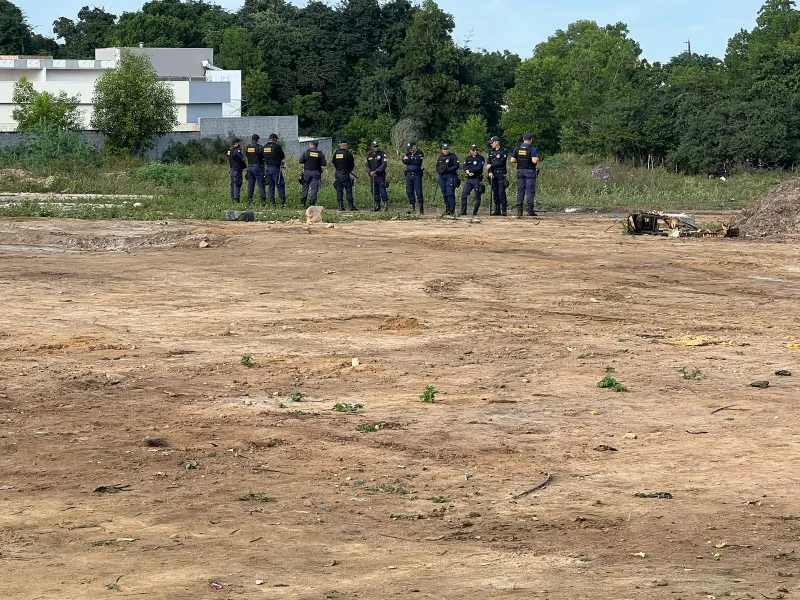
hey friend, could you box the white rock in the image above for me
[105,372,124,385]
[198,240,210,248]
[351,358,360,367]
[133,202,143,208]
[306,205,325,224]
[624,432,637,439]
[326,223,335,229]
[255,580,264,585]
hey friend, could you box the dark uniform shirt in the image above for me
[227,146,245,170]
[332,148,355,174]
[487,148,508,173]
[463,154,485,178]
[300,147,326,172]
[402,149,424,173]
[262,142,285,166]
[245,142,264,167]
[512,143,538,170]
[366,150,388,175]
[436,153,459,175]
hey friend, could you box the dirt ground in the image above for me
[1,215,799,600]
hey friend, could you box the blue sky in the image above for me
[24,0,763,63]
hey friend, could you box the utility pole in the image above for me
[684,39,692,57]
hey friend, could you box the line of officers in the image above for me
[227,132,540,216]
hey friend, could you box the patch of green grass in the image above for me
[277,402,288,408]
[239,491,277,503]
[134,163,193,184]
[420,385,438,403]
[429,496,450,503]
[332,402,364,413]
[577,353,594,359]
[356,423,385,433]
[678,367,702,380]
[289,391,307,402]
[240,354,253,368]
[597,366,628,392]
[735,350,745,356]
[287,410,312,416]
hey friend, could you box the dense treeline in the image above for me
[3,0,800,173]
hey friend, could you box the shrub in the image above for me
[134,163,193,184]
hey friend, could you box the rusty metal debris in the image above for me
[626,212,739,238]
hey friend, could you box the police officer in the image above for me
[460,144,485,216]
[486,135,508,216]
[402,140,424,214]
[435,143,459,216]
[510,132,539,216]
[245,134,266,205]
[262,133,286,207]
[366,141,389,211]
[299,140,326,207]
[226,137,246,203]
[332,139,357,211]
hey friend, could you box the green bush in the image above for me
[0,121,99,168]
[134,163,193,184]
[162,137,230,164]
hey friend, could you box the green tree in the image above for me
[0,0,33,54]
[53,6,117,59]
[90,50,177,153]
[12,75,83,131]
[454,114,489,149]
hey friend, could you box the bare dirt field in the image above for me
[1,215,799,600]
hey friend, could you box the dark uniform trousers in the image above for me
[230,168,243,201]
[517,171,537,210]
[266,166,285,205]
[491,171,507,211]
[247,166,266,202]
[405,172,423,207]
[438,175,457,211]
[334,172,354,206]
[461,178,482,213]
[371,175,388,209]
[301,172,321,206]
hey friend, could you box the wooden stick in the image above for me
[512,472,552,499]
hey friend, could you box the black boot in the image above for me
[459,207,467,216]
[406,204,416,215]
[527,206,536,216]
[374,203,380,212]
[280,198,286,207]
[472,206,479,216]
[501,204,507,216]
[301,200,307,208]
[349,201,358,211]
[517,205,523,217]
[384,201,390,211]
[338,201,345,211]
[490,204,499,216]
[419,203,424,215]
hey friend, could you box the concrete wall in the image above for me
[187,104,222,123]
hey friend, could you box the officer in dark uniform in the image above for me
[401,140,424,214]
[226,137,246,203]
[435,143,459,216]
[486,135,509,216]
[510,133,539,216]
[245,134,266,205]
[262,133,286,207]
[332,139,357,211]
[366,141,389,211]
[460,144,485,216]
[299,140,326,207]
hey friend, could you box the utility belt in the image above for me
[467,174,482,179]
[405,170,422,175]
[336,170,352,175]
[304,168,322,174]
[491,169,506,174]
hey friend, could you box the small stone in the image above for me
[624,432,637,439]
[305,205,325,224]
[256,580,264,585]
[326,223,335,229]
[351,358,360,367]
[105,372,124,385]
[243,399,252,406]
[397,465,406,469]
[464,473,473,480]
[133,202,143,208]
[198,240,210,248]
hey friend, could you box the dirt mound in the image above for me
[736,179,800,237]
[378,316,422,330]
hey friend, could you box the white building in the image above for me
[0,47,242,130]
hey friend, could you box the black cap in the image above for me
[309,139,318,145]
[522,133,533,141]
[370,140,379,147]
[408,140,417,148]
[441,143,450,150]
[339,139,349,145]
[252,134,260,141]
[232,137,241,144]
[470,144,478,150]
[489,136,500,143]
[268,133,278,140]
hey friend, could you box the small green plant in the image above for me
[420,385,438,403]
[429,496,450,503]
[277,402,288,408]
[239,491,276,503]
[735,350,745,356]
[356,423,385,433]
[332,402,364,413]
[678,367,702,380]
[577,353,594,359]
[134,163,193,184]
[288,410,312,416]
[240,354,253,368]
[597,366,627,392]
[289,391,307,402]
[390,513,419,520]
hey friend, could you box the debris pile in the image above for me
[626,212,738,238]
[736,178,800,237]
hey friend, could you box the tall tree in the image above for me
[53,7,117,59]
[0,0,33,54]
